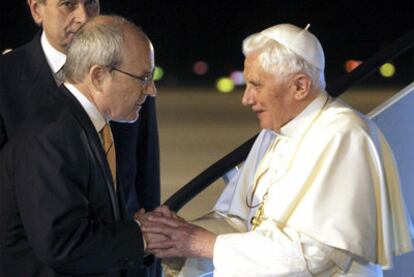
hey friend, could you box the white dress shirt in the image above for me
[64,83,105,133]
[40,31,66,75]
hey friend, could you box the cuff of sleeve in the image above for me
[134,219,147,250]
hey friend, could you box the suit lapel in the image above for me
[57,86,122,220]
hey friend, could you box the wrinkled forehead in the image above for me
[35,0,101,5]
[243,52,264,73]
[245,52,258,63]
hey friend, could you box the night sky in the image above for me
[1,0,413,86]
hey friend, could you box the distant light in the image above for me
[216,77,234,93]
[2,48,12,55]
[193,61,209,75]
[153,66,164,81]
[379,63,395,78]
[230,70,245,85]
[344,59,362,72]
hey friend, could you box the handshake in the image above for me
[134,206,216,259]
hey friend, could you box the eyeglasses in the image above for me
[110,67,154,86]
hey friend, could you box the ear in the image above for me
[27,0,44,26]
[90,65,109,92]
[292,74,312,101]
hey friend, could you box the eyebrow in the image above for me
[248,79,261,86]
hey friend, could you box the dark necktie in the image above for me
[55,67,65,86]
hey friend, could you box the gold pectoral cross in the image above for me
[251,191,269,230]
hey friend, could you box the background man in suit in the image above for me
[0,0,160,224]
[0,15,159,277]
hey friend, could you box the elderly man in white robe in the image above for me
[142,23,413,276]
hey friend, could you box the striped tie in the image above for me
[55,67,65,86]
[100,124,117,190]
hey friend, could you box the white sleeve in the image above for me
[213,223,349,277]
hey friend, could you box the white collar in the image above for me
[40,31,66,74]
[279,91,329,138]
[64,82,106,132]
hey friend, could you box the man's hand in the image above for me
[134,208,168,247]
[141,216,217,259]
[153,205,183,221]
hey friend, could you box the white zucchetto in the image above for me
[261,23,325,70]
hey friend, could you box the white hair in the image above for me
[64,16,129,83]
[242,32,326,90]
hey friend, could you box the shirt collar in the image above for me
[279,91,329,138]
[64,82,106,132]
[40,31,66,74]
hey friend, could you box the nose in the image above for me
[242,86,254,107]
[74,4,88,25]
[144,81,157,97]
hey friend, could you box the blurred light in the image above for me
[2,48,12,55]
[153,66,164,81]
[344,59,362,72]
[216,77,234,93]
[193,60,209,75]
[230,70,245,85]
[379,63,395,78]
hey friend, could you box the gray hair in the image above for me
[242,32,326,90]
[64,16,129,83]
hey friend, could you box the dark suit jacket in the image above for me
[0,86,146,276]
[0,33,160,216]
[0,33,161,277]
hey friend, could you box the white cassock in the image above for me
[166,92,413,277]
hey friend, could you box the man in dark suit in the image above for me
[0,2,161,275]
[0,0,160,221]
[0,15,161,277]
